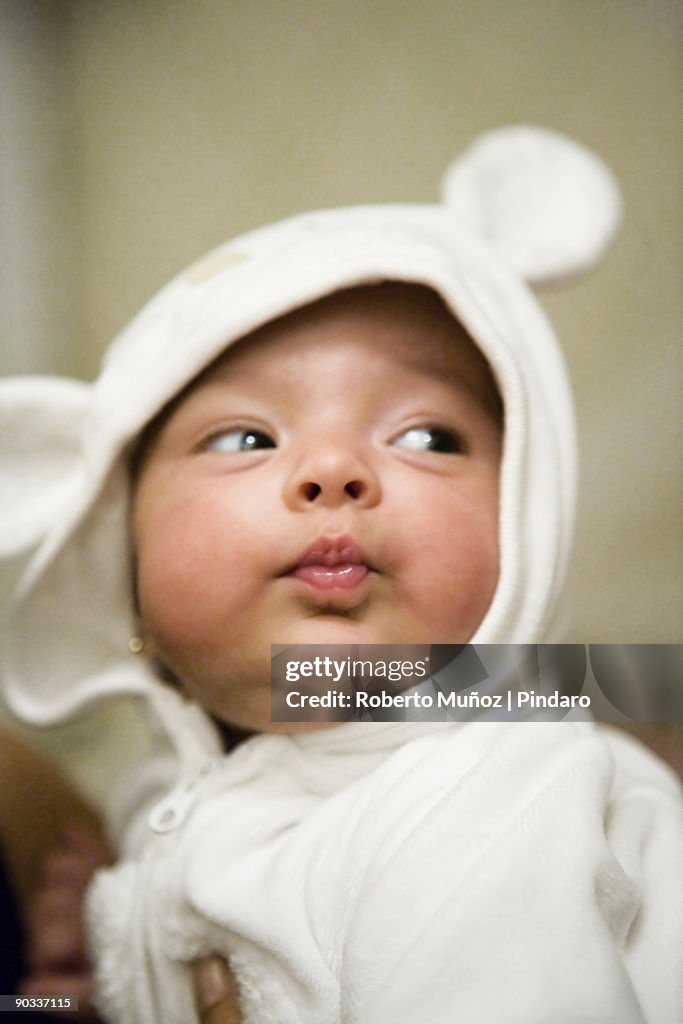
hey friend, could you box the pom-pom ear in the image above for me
[0,377,91,556]
[441,125,622,284]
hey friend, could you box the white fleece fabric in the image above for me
[1,126,681,1022]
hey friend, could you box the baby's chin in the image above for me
[277,614,474,649]
[278,614,410,648]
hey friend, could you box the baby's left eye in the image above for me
[205,429,276,453]
[393,427,463,454]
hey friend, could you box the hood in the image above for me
[0,125,621,771]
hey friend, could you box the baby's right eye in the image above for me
[204,428,276,453]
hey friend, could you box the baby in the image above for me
[1,126,682,1024]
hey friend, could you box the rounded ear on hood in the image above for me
[441,124,623,285]
[0,376,91,556]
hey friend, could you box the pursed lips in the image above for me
[284,535,371,592]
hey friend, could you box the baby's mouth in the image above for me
[283,536,372,593]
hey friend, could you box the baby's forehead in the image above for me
[196,282,495,391]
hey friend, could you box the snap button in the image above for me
[148,758,222,833]
[149,802,181,834]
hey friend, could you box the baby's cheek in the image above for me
[136,513,236,639]
[406,496,499,639]
[137,554,207,649]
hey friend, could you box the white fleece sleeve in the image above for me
[86,852,198,1024]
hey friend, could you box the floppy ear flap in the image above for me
[441,125,623,284]
[0,376,91,556]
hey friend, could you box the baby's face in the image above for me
[132,284,502,731]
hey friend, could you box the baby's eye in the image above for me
[393,427,464,454]
[205,428,276,453]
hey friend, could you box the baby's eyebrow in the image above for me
[402,353,489,392]
[406,358,469,383]
[406,356,503,423]
[170,368,252,409]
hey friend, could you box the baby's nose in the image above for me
[283,443,381,510]
[298,478,366,503]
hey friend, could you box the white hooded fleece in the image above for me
[1,127,681,1023]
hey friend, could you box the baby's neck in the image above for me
[214,719,255,752]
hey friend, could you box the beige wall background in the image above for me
[1,0,681,658]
